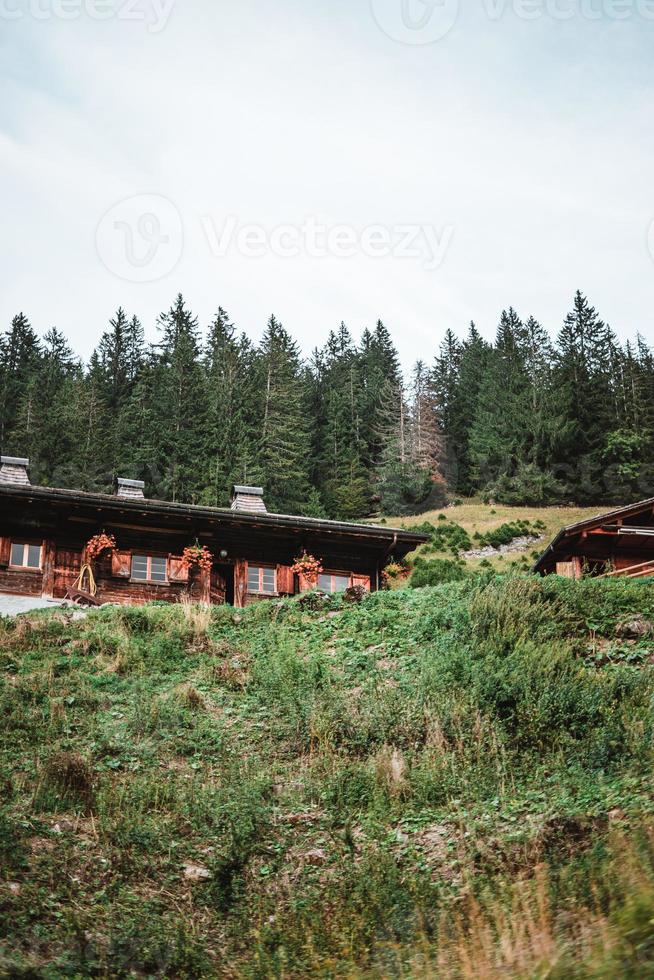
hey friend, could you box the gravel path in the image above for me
[0,593,63,616]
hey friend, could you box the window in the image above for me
[247,565,276,594]
[131,554,168,583]
[10,542,42,570]
[318,572,351,593]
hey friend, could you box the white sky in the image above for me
[1,0,654,366]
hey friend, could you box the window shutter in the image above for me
[0,537,10,568]
[352,574,370,591]
[276,564,295,595]
[111,550,131,578]
[169,556,189,583]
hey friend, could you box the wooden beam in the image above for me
[41,539,56,598]
[601,558,654,579]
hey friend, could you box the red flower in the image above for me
[182,544,214,573]
[291,552,323,585]
[86,532,117,561]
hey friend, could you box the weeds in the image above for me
[2,577,654,975]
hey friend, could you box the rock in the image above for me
[51,818,76,834]
[615,617,654,640]
[182,862,212,881]
[343,585,366,604]
[303,848,328,866]
[283,812,320,826]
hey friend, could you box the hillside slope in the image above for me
[391,501,603,572]
[2,579,654,977]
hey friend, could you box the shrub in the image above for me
[410,558,468,588]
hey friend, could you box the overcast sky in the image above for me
[1,0,653,366]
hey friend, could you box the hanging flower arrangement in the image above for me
[381,560,407,588]
[86,532,117,562]
[182,543,214,573]
[291,552,323,586]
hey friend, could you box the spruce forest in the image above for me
[1,289,652,518]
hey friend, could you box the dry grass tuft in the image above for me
[177,683,206,711]
[374,745,408,799]
[179,594,211,635]
[44,751,95,809]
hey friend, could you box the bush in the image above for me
[474,519,542,550]
[410,557,468,587]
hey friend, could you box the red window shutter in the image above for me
[111,550,131,578]
[0,537,10,567]
[352,574,370,591]
[276,564,295,595]
[169,556,189,583]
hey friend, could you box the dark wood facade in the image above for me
[534,497,654,579]
[0,482,426,607]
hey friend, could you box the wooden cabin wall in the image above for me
[0,507,379,608]
[0,568,42,597]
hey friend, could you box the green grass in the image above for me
[2,579,654,976]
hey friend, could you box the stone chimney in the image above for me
[116,478,145,500]
[0,456,31,486]
[231,485,267,513]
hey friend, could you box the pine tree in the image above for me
[311,324,369,518]
[408,360,447,507]
[431,328,462,488]
[357,321,403,483]
[0,313,42,452]
[113,353,159,488]
[253,315,312,514]
[553,291,618,499]
[13,328,80,485]
[201,307,255,506]
[376,371,445,515]
[469,309,530,491]
[151,294,207,502]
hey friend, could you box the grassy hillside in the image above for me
[387,501,603,574]
[3,578,654,977]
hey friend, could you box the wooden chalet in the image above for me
[0,457,426,607]
[534,498,654,580]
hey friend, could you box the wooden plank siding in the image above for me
[0,483,426,609]
[0,531,374,608]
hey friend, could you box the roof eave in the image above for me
[0,483,429,550]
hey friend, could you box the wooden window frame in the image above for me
[9,541,43,573]
[247,564,277,595]
[130,554,169,585]
[318,571,352,594]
